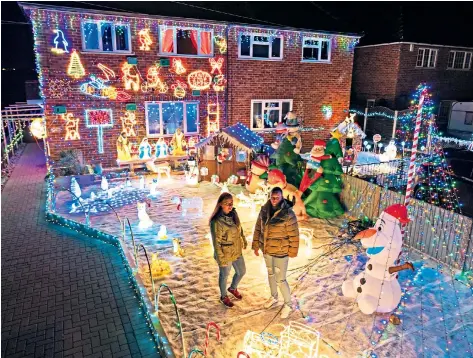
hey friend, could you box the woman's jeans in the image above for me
[219,255,246,298]
[264,254,291,307]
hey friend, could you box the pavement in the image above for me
[1,143,160,358]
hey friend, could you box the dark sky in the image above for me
[2,1,473,106]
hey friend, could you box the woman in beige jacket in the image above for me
[210,193,247,308]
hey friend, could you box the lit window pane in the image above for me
[186,103,198,133]
[264,109,280,128]
[465,53,472,69]
[83,23,99,50]
[252,102,263,129]
[147,104,161,136]
[115,25,129,51]
[101,23,113,51]
[162,102,184,135]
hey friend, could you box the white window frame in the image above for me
[447,51,472,70]
[81,21,132,54]
[416,48,437,68]
[238,33,284,60]
[250,99,293,131]
[145,101,199,137]
[301,37,331,63]
[158,26,214,57]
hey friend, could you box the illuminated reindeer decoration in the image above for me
[63,113,80,140]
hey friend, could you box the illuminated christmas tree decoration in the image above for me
[120,111,137,137]
[214,35,227,54]
[67,49,85,79]
[138,28,153,51]
[30,117,46,139]
[51,29,69,54]
[85,109,113,153]
[209,57,224,75]
[48,78,72,98]
[171,80,187,98]
[172,58,186,74]
[188,70,212,90]
[62,113,80,140]
[121,63,140,92]
[321,105,333,120]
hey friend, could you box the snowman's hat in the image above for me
[275,122,287,134]
[284,112,300,132]
[384,204,410,224]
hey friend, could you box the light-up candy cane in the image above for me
[204,322,221,356]
[404,89,426,207]
[236,352,250,358]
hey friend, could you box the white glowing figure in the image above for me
[219,182,229,194]
[342,204,412,314]
[52,29,69,54]
[139,176,145,190]
[236,192,258,216]
[149,178,159,196]
[137,202,153,229]
[90,192,97,200]
[157,225,167,240]
[185,159,199,187]
[155,138,168,158]
[101,176,109,191]
[171,196,203,217]
[70,177,81,198]
[172,58,186,75]
[299,228,314,257]
[379,140,398,162]
[69,202,79,213]
[126,178,132,187]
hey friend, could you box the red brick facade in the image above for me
[23,4,359,167]
[352,42,473,110]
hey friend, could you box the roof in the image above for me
[356,42,473,51]
[195,123,264,152]
[18,2,361,38]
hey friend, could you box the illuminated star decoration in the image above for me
[51,29,69,54]
[209,57,224,75]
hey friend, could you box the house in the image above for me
[20,2,360,169]
[351,42,473,129]
[448,102,473,135]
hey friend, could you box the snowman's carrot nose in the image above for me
[354,228,377,240]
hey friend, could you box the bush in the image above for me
[55,149,87,176]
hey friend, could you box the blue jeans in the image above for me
[264,254,291,307]
[218,255,246,298]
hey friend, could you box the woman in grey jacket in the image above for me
[210,193,247,308]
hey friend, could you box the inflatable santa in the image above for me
[342,204,414,314]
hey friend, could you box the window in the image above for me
[238,34,283,60]
[302,37,331,62]
[251,99,293,130]
[81,21,131,53]
[416,48,437,68]
[159,26,213,56]
[465,112,473,126]
[145,101,199,137]
[448,51,472,70]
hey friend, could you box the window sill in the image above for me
[158,53,214,58]
[147,133,199,139]
[446,68,471,71]
[250,128,278,132]
[414,66,437,69]
[81,50,134,55]
[237,56,283,61]
[301,60,332,64]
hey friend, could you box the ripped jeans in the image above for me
[263,254,291,307]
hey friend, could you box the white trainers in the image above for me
[264,297,279,309]
[280,304,292,319]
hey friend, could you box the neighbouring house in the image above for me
[351,42,473,129]
[20,2,360,168]
[448,102,473,135]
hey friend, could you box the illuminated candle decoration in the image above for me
[138,28,153,51]
[172,58,186,75]
[48,78,72,98]
[321,105,333,120]
[172,80,187,99]
[188,70,212,90]
[85,109,113,153]
[51,29,69,54]
[121,63,140,92]
[30,117,46,139]
[212,74,226,92]
[67,49,85,79]
[209,57,224,75]
[214,35,227,54]
[62,113,81,140]
[120,111,137,137]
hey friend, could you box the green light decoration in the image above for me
[187,349,205,358]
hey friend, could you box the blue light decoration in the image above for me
[321,104,333,120]
[85,109,113,154]
[51,28,69,54]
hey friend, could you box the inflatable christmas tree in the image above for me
[303,136,344,218]
[272,136,303,187]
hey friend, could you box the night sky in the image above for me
[2,1,473,107]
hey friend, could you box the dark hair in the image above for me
[270,187,283,196]
[209,193,241,226]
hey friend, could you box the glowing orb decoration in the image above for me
[51,29,69,54]
[30,117,47,139]
[187,70,212,90]
[172,80,187,99]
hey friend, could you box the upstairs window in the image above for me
[81,21,131,53]
[159,26,213,56]
[448,51,472,70]
[251,99,292,130]
[416,48,437,68]
[302,37,331,62]
[239,34,283,60]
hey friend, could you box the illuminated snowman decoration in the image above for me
[342,204,414,314]
[137,202,153,229]
[101,176,109,191]
[379,140,398,162]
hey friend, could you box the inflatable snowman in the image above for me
[379,140,398,162]
[342,204,414,314]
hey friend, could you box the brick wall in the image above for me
[227,28,356,152]
[351,44,401,108]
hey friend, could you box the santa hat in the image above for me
[384,204,410,224]
[313,139,326,147]
[251,155,269,171]
[267,169,286,184]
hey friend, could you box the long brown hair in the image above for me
[209,192,241,226]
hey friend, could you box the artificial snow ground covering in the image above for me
[55,175,473,358]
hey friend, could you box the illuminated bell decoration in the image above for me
[30,117,47,139]
[188,70,212,90]
[67,49,85,79]
[172,58,186,75]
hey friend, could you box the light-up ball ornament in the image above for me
[30,118,47,139]
[188,70,212,90]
